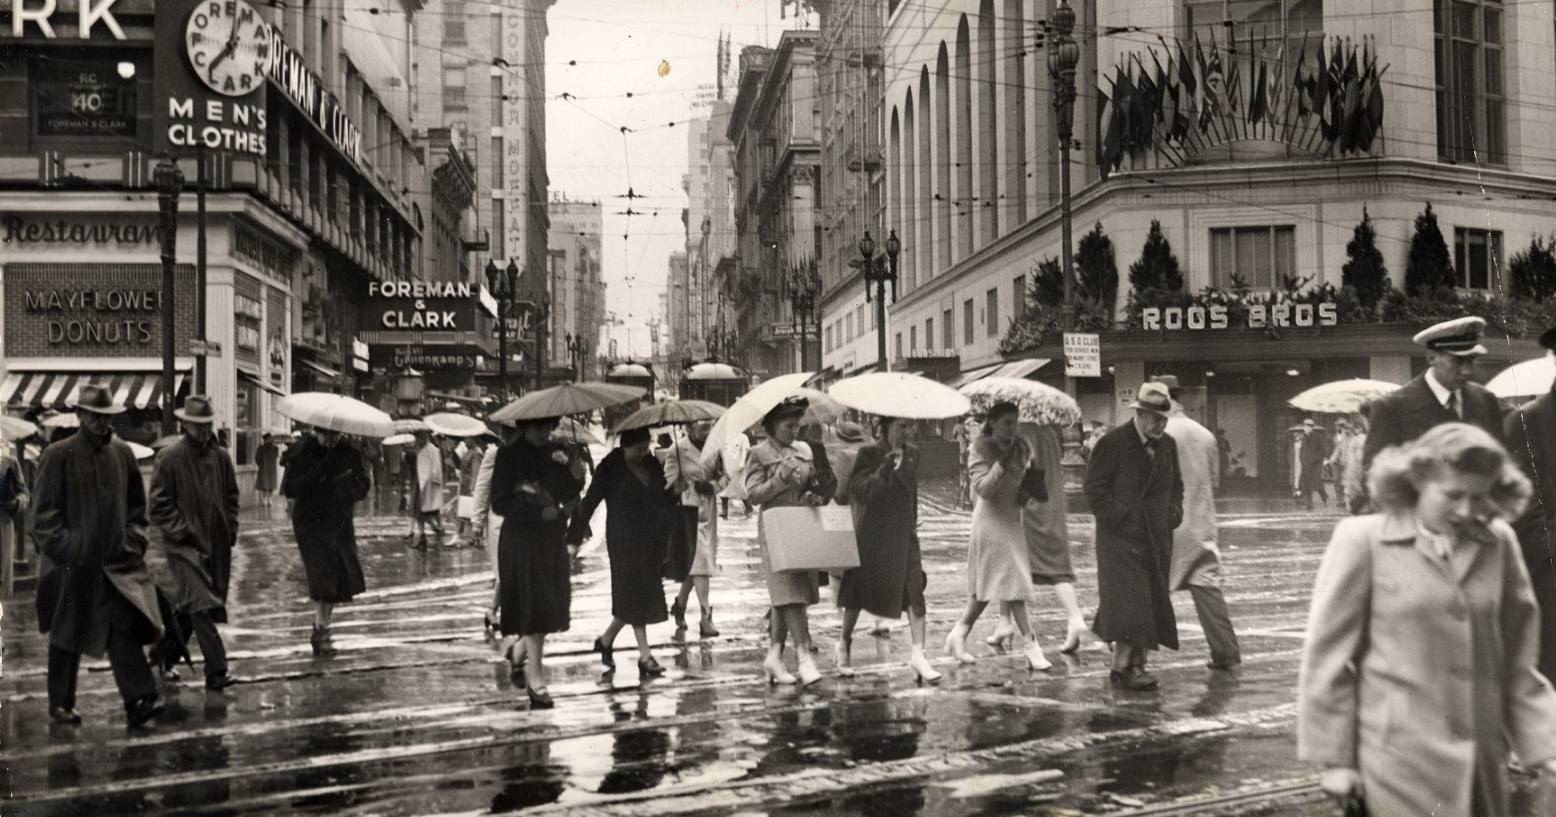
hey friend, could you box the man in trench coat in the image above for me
[1084,382,1184,691]
[30,384,165,728]
[149,395,240,690]
[1503,326,1556,683]
[1151,376,1241,670]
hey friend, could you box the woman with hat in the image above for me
[943,401,1052,672]
[281,423,372,658]
[836,415,941,684]
[744,395,829,686]
[490,415,584,708]
[567,427,677,678]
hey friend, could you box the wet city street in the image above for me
[4,488,1551,817]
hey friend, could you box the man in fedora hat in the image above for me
[149,395,240,691]
[1362,316,1504,476]
[29,383,165,727]
[1295,418,1331,510]
[1503,326,1556,682]
[1084,382,1183,690]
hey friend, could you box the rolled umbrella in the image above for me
[960,376,1082,426]
[277,392,396,438]
[489,382,646,424]
[612,399,726,433]
[830,372,972,420]
[393,418,431,434]
[383,432,417,447]
[1288,378,1401,414]
[423,412,489,437]
[0,416,39,443]
[1486,356,1556,399]
[549,417,604,446]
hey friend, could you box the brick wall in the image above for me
[4,264,197,358]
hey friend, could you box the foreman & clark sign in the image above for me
[367,281,476,330]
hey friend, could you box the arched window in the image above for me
[918,68,933,283]
[977,0,998,243]
[903,89,917,293]
[936,43,953,272]
[955,16,973,261]
[1004,0,1027,225]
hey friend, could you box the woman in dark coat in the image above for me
[837,415,940,684]
[281,427,371,657]
[490,416,583,709]
[567,427,676,678]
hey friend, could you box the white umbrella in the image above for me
[613,399,726,433]
[126,441,155,460]
[699,373,837,467]
[277,392,395,438]
[1487,356,1556,399]
[490,382,646,424]
[961,376,1082,427]
[1,416,39,442]
[393,418,431,434]
[383,432,417,446]
[550,418,605,446]
[830,372,972,420]
[1288,378,1401,414]
[423,412,488,437]
[40,413,79,430]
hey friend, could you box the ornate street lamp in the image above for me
[1047,1,1080,338]
[858,229,901,370]
[485,259,518,401]
[787,257,821,372]
[566,333,589,382]
[155,154,184,435]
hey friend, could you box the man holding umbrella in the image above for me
[148,395,241,691]
[30,384,165,727]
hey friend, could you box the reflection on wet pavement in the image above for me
[3,498,1550,816]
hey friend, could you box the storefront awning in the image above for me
[947,358,1051,389]
[948,362,1004,388]
[1,367,189,410]
[300,359,341,379]
[238,369,288,397]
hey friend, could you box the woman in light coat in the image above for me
[1298,423,1556,817]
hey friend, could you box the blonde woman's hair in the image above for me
[1366,422,1531,520]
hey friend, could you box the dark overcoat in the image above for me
[567,448,675,625]
[1083,422,1183,650]
[839,443,925,619]
[30,430,165,655]
[1504,389,1556,682]
[492,437,582,636]
[149,435,239,621]
[281,435,371,603]
[1362,374,1504,470]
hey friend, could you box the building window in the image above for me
[895,332,902,359]
[443,64,467,111]
[491,14,502,61]
[859,304,869,332]
[491,76,503,122]
[492,199,505,259]
[845,312,854,341]
[1454,228,1503,290]
[943,308,954,348]
[910,325,918,352]
[825,324,834,352]
[985,288,999,338]
[490,137,503,188]
[925,318,935,350]
[443,15,466,43]
[1435,0,1505,164]
[963,299,974,345]
[1209,225,1296,289]
[1014,275,1027,319]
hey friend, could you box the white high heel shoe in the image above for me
[797,652,824,687]
[835,640,855,677]
[984,623,1015,651]
[1024,639,1053,672]
[909,647,942,684]
[944,624,977,664]
[764,650,797,685]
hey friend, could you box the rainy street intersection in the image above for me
[5,491,1551,817]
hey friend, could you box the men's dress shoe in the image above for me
[126,695,165,728]
[1206,659,1241,671]
[205,673,239,691]
[49,707,82,726]
[1109,669,1160,691]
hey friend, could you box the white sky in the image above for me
[545,0,814,359]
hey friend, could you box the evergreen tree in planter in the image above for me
[1404,203,1455,294]
[1075,221,1119,311]
[1510,235,1556,301]
[1342,207,1390,310]
[1030,256,1063,307]
[1128,219,1184,293]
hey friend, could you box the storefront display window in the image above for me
[233,377,257,466]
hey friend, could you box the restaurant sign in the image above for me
[1139,302,1339,331]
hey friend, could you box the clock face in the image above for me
[185,0,273,97]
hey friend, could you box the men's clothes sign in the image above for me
[154,0,271,157]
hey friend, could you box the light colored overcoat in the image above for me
[1298,513,1556,817]
[1165,413,1221,590]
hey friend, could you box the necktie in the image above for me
[1445,391,1460,419]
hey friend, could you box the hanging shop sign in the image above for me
[32,56,137,137]
[265,27,361,163]
[154,0,271,157]
[366,280,480,331]
[1138,302,1339,331]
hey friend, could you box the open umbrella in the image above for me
[278,393,395,438]
[423,412,488,437]
[1487,356,1556,399]
[0,416,38,442]
[40,413,79,430]
[613,399,726,433]
[548,416,604,446]
[1288,378,1401,414]
[699,373,840,467]
[383,432,417,447]
[830,372,972,420]
[490,382,646,424]
[126,441,156,460]
[961,376,1082,426]
[393,418,431,434]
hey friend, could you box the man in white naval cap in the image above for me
[1361,316,1505,475]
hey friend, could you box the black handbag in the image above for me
[1017,466,1048,504]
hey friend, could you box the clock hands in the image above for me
[207,12,243,84]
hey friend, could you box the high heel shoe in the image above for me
[526,686,554,709]
[1059,620,1087,655]
[592,637,616,670]
[699,611,720,639]
[670,599,687,630]
[984,623,1014,652]
[797,652,824,687]
[506,641,527,688]
[909,646,942,685]
[310,625,337,658]
[944,624,977,664]
[483,610,498,641]
[638,656,665,678]
[1024,640,1053,672]
[763,650,797,685]
[834,640,855,677]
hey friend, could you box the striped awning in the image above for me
[1,369,188,411]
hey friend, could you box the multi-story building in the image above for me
[873,0,1556,491]
[665,250,691,381]
[682,100,739,363]
[728,32,822,378]
[815,0,889,381]
[547,194,606,380]
[0,0,431,494]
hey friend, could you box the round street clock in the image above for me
[185,0,273,97]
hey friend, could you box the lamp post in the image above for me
[528,262,550,391]
[485,258,519,401]
[566,333,589,382]
[155,154,184,436]
[1048,1,1080,344]
[858,229,901,371]
[787,257,821,373]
